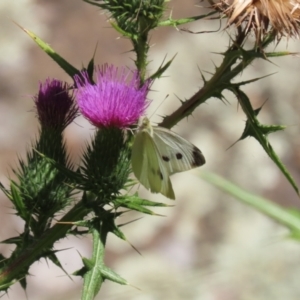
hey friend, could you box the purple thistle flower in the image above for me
[34,79,78,129]
[74,65,150,128]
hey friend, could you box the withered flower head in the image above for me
[214,0,300,41]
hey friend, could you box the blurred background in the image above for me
[1,0,300,299]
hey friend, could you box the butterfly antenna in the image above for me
[148,94,169,121]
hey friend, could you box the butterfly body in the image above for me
[131,117,205,199]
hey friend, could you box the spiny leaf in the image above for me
[82,0,103,8]
[19,278,27,291]
[15,23,79,78]
[84,42,98,85]
[47,252,72,280]
[116,195,170,207]
[158,11,217,27]
[265,51,300,58]
[0,182,10,199]
[0,254,7,269]
[228,103,286,149]
[73,266,88,277]
[104,217,127,241]
[230,73,276,89]
[100,265,128,285]
[1,236,24,245]
[115,195,169,215]
[110,21,135,38]
[149,54,177,80]
[230,87,298,195]
[10,182,30,221]
[82,257,94,270]
[0,280,17,292]
[117,202,156,214]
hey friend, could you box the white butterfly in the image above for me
[131,117,205,199]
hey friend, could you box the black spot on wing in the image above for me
[151,168,163,180]
[176,153,183,160]
[159,171,163,180]
[162,155,170,162]
[192,146,206,167]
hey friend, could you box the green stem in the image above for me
[81,227,107,300]
[133,18,150,82]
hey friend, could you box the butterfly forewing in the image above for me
[152,127,205,175]
[131,127,175,199]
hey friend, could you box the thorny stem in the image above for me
[159,31,276,129]
[133,17,150,82]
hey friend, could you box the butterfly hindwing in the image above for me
[131,129,175,199]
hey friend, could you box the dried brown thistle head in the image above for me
[213,0,300,42]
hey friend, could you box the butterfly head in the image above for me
[140,117,150,128]
[137,117,153,135]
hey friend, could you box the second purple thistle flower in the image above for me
[75,65,151,129]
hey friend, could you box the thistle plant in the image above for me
[1,0,300,299]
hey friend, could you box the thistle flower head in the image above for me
[34,79,78,129]
[214,0,300,41]
[97,0,165,32]
[74,65,150,129]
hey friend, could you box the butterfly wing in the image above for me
[131,129,175,199]
[152,127,205,175]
